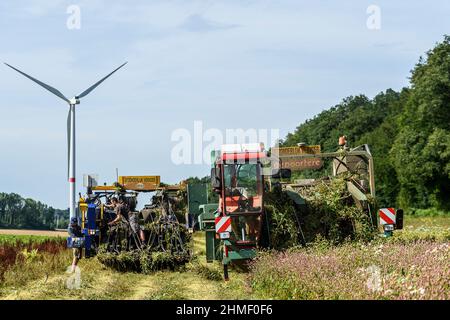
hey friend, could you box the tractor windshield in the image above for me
[224,163,259,198]
[222,162,263,243]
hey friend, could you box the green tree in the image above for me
[392,36,450,209]
[0,192,68,229]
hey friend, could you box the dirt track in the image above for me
[0,229,67,237]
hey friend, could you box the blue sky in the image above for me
[0,0,449,209]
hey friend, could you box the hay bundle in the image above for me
[97,246,191,273]
[97,215,192,273]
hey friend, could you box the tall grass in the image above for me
[250,216,449,300]
[0,236,68,289]
[405,208,449,217]
[250,240,449,300]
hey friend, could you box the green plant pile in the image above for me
[96,220,192,274]
[264,176,376,248]
[97,247,190,274]
[264,189,301,249]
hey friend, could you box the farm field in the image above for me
[0,215,448,300]
[0,231,249,300]
[0,229,67,238]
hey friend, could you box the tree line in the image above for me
[0,192,69,230]
[282,36,450,211]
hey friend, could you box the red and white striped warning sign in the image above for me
[215,216,232,233]
[379,208,396,225]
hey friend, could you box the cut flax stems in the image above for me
[97,218,192,274]
[264,175,376,249]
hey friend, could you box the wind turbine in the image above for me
[5,62,127,221]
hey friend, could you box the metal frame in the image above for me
[277,145,375,198]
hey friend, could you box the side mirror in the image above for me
[395,209,404,230]
[211,168,221,190]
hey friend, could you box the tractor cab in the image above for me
[211,143,267,279]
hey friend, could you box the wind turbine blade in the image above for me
[4,63,70,103]
[77,62,127,99]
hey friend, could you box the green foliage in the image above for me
[264,187,300,249]
[265,177,376,247]
[392,36,450,210]
[283,91,398,152]
[97,221,192,274]
[0,234,62,244]
[0,192,68,229]
[282,89,406,208]
[406,208,449,217]
[281,35,450,211]
[21,248,40,264]
[97,247,191,274]
[300,178,375,243]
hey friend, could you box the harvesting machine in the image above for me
[200,139,404,280]
[67,175,192,260]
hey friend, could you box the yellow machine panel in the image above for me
[272,145,321,156]
[118,175,161,191]
[272,145,323,171]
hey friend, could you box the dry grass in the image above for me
[0,232,249,300]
